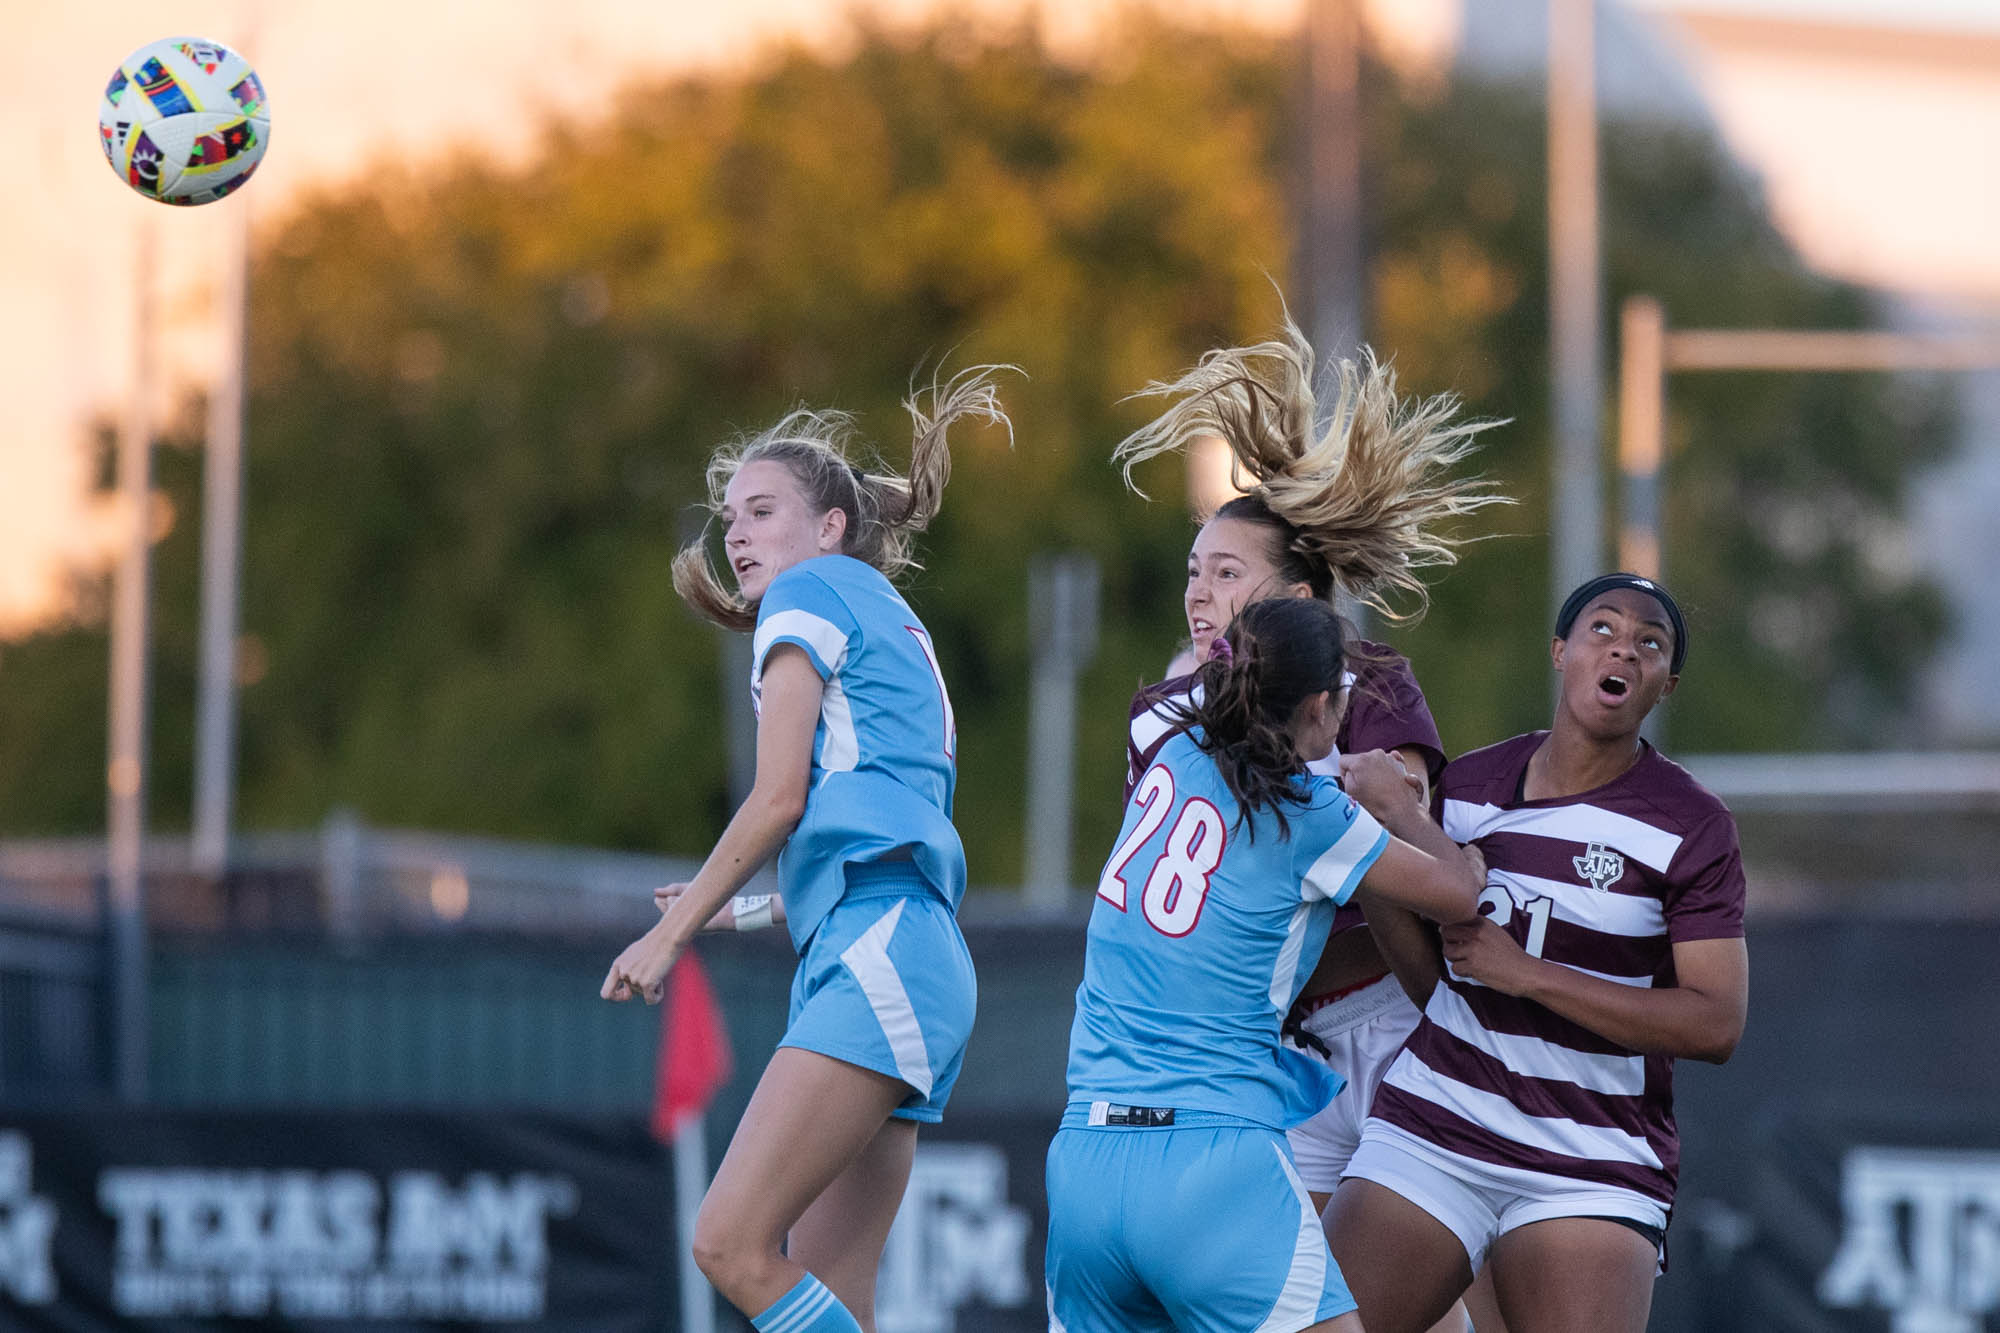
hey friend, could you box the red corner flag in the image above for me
[651,948,734,1142]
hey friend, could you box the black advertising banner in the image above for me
[1689,1109,2000,1333]
[0,1107,1059,1333]
[867,1111,1051,1333]
[0,1111,672,1331]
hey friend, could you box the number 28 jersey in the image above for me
[1065,730,1390,1130]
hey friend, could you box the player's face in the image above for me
[719,460,844,602]
[1286,684,1352,762]
[1551,588,1679,738]
[1185,518,1311,663]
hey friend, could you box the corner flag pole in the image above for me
[674,1118,715,1333]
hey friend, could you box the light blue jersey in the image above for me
[1048,729,1390,1332]
[1064,729,1390,1130]
[752,554,966,953]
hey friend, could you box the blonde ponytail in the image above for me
[673,366,1016,631]
[1115,319,1507,620]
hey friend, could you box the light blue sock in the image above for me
[750,1273,863,1333]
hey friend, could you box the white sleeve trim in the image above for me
[753,608,850,679]
[1301,804,1389,904]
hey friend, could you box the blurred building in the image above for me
[1397,0,2000,743]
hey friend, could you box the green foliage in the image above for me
[0,15,1948,882]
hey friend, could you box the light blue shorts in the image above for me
[781,873,976,1124]
[1045,1119,1358,1333]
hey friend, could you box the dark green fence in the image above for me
[145,910,1087,1127]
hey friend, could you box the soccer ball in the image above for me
[98,37,269,206]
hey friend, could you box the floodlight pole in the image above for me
[1305,0,1365,368]
[1548,0,1604,615]
[193,195,251,881]
[1617,296,1666,580]
[107,222,157,1103]
[1305,0,1371,631]
[1024,554,1099,911]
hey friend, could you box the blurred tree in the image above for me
[0,13,1948,888]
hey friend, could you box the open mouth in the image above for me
[1598,673,1630,702]
[733,557,758,577]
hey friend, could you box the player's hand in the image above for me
[1460,843,1488,894]
[1441,915,1540,996]
[1401,764,1426,802]
[602,923,681,1004]
[654,882,732,932]
[1339,749,1422,819]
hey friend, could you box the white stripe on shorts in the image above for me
[838,899,934,1096]
[1253,1143,1330,1333]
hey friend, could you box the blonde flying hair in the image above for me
[672,366,1015,631]
[1114,319,1509,621]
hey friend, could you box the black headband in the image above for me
[1555,573,1687,674]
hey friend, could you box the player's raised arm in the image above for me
[1340,749,1481,926]
[1338,748,1480,1008]
[604,645,819,1000]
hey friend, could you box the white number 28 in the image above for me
[1097,768,1227,937]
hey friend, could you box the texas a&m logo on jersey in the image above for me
[1572,842,1625,893]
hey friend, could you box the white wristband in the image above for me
[731,893,775,932]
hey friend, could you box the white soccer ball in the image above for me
[98,37,270,206]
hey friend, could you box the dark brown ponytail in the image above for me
[1170,598,1348,840]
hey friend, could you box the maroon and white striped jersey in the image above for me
[1370,731,1745,1207]
[1124,641,1444,938]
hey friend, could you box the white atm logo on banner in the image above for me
[1819,1146,2000,1333]
[876,1143,1031,1333]
[0,1132,56,1305]
[96,1166,578,1321]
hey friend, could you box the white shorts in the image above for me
[1284,973,1423,1194]
[1344,1122,1669,1272]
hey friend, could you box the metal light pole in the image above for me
[1305,0,1366,369]
[1305,0,1371,629]
[1024,554,1099,910]
[1548,0,1604,613]
[1617,295,1666,581]
[106,222,157,1103]
[193,196,251,881]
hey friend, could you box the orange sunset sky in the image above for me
[4,0,1997,636]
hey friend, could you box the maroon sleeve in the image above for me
[1662,812,1747,942]
[1123,684,1148,802]
[1124,675,1196,802]
[1339,649,1446,784]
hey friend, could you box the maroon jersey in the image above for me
[1371,732,1746,1208]
[1124,640,1443,935]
